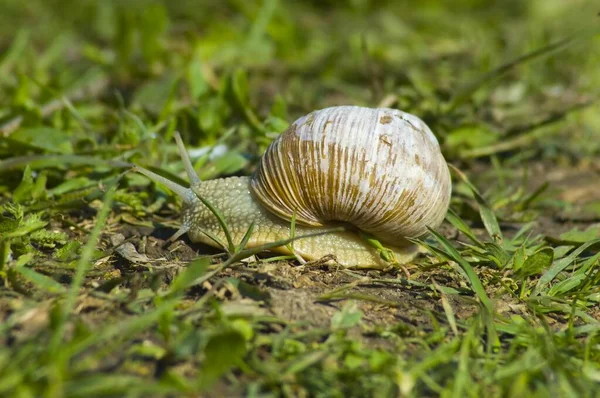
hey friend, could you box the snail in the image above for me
[132,106,452,269]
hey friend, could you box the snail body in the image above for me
[133,106,451,269]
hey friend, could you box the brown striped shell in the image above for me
[250,106,451,246]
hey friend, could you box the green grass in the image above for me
[1,0,600,397]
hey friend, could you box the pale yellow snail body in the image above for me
[133,106,452,269]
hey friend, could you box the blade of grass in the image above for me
[236,222,256,252]
[532,239,600,296]
[427,228,493,312]
[49,182,117,353]
[505,99,596,137]
[515,247,553,279]
[450,164,503,243]
[65,374,184,397]
[191,225,229,251]
[409,338,461,379]
[282,351,328,378]
[516,182,549,211]
[63,297,179,359]
[0,29,30,80]
[434,282,459,336]
[445,209,482,247]
[284,211,305,263]
[448,29,599,110]
[190,186,235,253]
[168,258,210,296]
[452,325,475,398]
[1,69,109,136]
[0,155,132,172]
[460,113,587,159]
[245,0,278,49]
[427,228,499,348]
[13,267,67,294]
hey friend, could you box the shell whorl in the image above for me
[250,106,451,246]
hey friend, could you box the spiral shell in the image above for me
[250,106,451,246]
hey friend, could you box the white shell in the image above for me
[250,106,451,246]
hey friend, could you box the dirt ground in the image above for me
[102,162,600,333]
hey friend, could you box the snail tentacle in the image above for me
[129,165,197,243]
[130,165,192,202]
[174,131,202,188]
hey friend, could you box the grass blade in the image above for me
[190,186,235,253]
[13,267,67,294]
[452,326,475,398]
[168,258,210,295]
[49,183,117,352]
[515,247,553,279]
[434,283,459,336]
[533,239,600,296]
[450,164,503,243]
[448,29,598,110]
[445,208,482,246]
[64,298,179,358]
[427,228,499,349]
[237,222,256,252]
[427,228,493,314]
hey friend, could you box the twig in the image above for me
[461,99,596,159]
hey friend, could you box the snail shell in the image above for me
[251,106,451,247]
